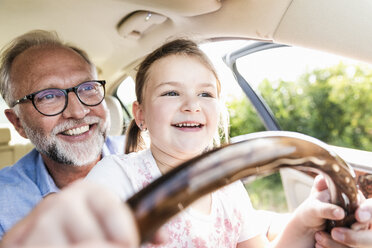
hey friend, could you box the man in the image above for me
[0,30,124,237]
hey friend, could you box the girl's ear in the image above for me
[132,101,146,130]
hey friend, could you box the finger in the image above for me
[313,175,328,192]
[315,243,325,248]
[10,242,125,248]
[355,200,372,224]
[310,200,345,221]
[332,227,372,248]
[63,197,106,243]
[87,189,140,247]
[26,188,105,245]
[315,231,350,248]
[149,226,169,244]
[314,189,331,203]
[350,221,369,231]
[71,241,127,248]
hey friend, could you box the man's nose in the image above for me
[62,92,90,119]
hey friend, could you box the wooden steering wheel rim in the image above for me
[126,131,358,243]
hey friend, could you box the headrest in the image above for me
[0,127,11,145]
[105,95,124,136]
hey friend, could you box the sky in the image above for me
[199,40,365,100]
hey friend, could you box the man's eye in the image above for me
[44,94,56,99]
[162,91,179,96]
[82,85,94,91]
[80,82,96,92]
[37,92,57,101]
[35,89,65,103]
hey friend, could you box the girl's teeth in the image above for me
[64,125,89,136]
[176,123,200,127]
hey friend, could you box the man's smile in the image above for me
[61,124,91,136]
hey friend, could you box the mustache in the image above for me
[52,116,102,135]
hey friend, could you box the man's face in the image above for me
[8,46,109,166]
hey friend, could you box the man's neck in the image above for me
[41,154,100,189]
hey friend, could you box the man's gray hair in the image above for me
[0,30,96,107]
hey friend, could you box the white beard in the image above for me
[22,115,109,166]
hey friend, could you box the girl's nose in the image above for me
[181,97,201,113]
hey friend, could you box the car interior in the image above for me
[1,0,371,212]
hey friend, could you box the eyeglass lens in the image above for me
[33,81,104,115]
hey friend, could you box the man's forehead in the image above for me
[12,46,88,70]
[10,46,93,91]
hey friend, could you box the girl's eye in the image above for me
[199,92,214,98]
[162,91,179,96]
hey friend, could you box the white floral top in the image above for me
[87,149,262,247]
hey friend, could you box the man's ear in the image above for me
[132,101,146,129]
[4,109,27,138]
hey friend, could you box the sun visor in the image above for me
[123,0,222,17]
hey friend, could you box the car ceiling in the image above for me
[1,0,372,94]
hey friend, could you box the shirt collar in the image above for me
[34,152,60,196]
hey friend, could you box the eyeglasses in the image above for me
[12,80,106,116]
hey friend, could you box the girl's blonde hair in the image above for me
[125,38,229,154]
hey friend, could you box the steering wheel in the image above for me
[126,131,359,243]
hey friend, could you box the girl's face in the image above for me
[135,54,220,161]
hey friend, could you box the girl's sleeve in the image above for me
[85,155,135,201]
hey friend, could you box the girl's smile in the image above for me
[134,54,220,163]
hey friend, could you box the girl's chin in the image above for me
[174,146,207,158]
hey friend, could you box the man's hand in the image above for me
[0,180,139,248]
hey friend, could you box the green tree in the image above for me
[228,63,372,211]
[229,63,372,150]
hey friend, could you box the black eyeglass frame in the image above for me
[12,80,106,116]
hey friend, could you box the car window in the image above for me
[234,45,372,152]
[115,76,136,132]
[0,96,29,144]
[0,97,8,124]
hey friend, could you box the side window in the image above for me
[0,96,29,144]
[235,46,372,152]
[230,43,372,211]
[116,76,136,132]
[0,97,8,124]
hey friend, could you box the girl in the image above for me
[87,39,345,247]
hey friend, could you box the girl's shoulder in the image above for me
[100,149,153,168]
[110,149,161,189]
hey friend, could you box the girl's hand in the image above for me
[272,175,345,248]
[293,175,345,232]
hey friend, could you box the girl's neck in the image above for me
[150,144,194,174]
[150,145,213,214]
[155,159,176,174]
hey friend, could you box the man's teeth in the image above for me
[175,123,201,128]
[63,125,89,136]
